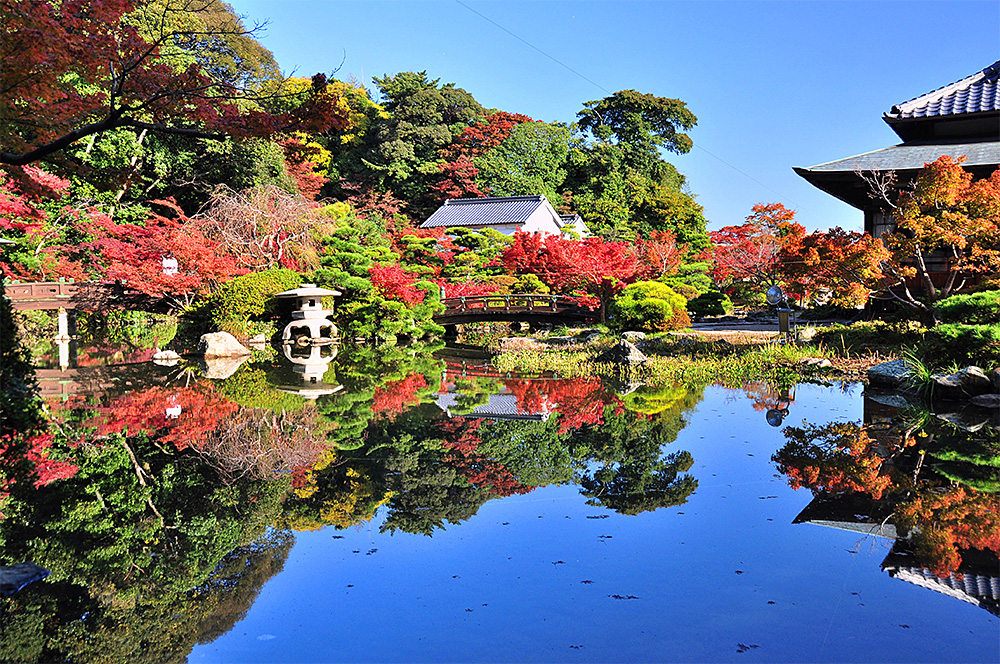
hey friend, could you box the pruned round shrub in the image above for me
[687,291,733,318]
[611,281,690,332]
[936,290,1000,325]
[209,268,304,332]
[514,273,550,295]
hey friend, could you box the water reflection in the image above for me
[2,337,997,662]
[774,395,1000,616]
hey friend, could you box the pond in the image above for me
[2,323,997,663]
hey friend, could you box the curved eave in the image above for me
[795,139,1000,210]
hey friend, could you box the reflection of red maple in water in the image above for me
[0,432,78,488]
[898,488,1000,577]
[0,431,79,516]
[89,385,238,451]
[774,423,893,500]
[503,377,618,433]
[372,373,428,418]
[437,419,533,497]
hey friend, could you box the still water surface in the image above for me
[5,335,998,663]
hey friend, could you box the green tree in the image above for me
[577,89,697,156]
[563,90,708,245]
[362,72,486,215]
[475,122,572,204]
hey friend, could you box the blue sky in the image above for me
[229,0,998,232]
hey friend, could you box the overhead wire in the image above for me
[453,0,801,210]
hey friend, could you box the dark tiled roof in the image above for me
[420,195,549,229]
[796,140,1000,174]
[434,392,550,421]
[884,565,1000,616]
[888,61,1000,120]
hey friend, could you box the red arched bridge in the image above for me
[434,294,599,326]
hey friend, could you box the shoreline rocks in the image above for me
[198,331,251,358]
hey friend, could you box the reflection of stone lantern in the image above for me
[277,342,342,399]
[282,342,338,383]
[275,283,342,344]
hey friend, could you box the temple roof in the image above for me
[796,139,1000,175]
[884,61,1000,142]
[420,195,556,229]
[887,61,1000,121]
[794,140,1000,210]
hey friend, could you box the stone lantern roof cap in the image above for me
[275,283,342,297]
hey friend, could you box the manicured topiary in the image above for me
[687,291,733,318]
[209,268,304,331]
[610,281,690,332]
[936,290,1000,325]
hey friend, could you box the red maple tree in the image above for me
[369,263,427,306]
[501,232,641,322]
[709,203,805,290]
[80,199,243,308]
[431,111,534,200]
[1,0,347,165]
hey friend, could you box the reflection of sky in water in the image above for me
[188,384,997,664]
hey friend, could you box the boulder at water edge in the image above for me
[866,359,911,388]
[198,332,251,358]
[595,339,647,365]
[931,366,993,400]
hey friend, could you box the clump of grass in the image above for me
[492,349,596,377]
[901,349,936,399]
[813,320,926,357]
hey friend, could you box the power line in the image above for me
[453,0,800,210]
[454,0,611,96]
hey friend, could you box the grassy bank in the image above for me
[492,335,856,389]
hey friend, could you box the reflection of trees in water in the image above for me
[0,343,709,658]
[772,415,999,578]
[570,388,702,515]
[350,378,705,534]
[0,530,292,664]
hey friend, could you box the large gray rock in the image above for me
[595,339,647,365]
[867,359,911,388]
[931,366,993,400]
[198,332,251,358]
[989,368,1000,394]
[622,331,647,343]
[796,326,818,342]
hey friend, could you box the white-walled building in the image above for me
[419,195,587,238]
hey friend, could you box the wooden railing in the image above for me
[436,294,599,322]
[3,280,143,311]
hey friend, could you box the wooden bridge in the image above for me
[434,294,599,326]
[3,280,152,312]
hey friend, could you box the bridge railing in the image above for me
[439,294,597,314]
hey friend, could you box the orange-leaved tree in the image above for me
[709,203,805,291]
[792,157,1000,321]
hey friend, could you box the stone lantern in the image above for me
[274,283,342,344]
